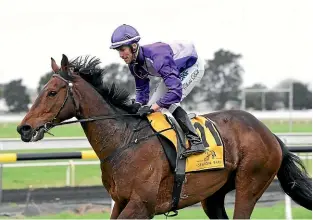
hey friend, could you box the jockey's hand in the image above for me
[137,105,154,117]
[151,103,161,112]
[128,101,142,114]
[130,98,136,104]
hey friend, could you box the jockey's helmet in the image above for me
[110,24,141,49]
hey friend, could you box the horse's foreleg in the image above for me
[201,193,228,219]
[115,141,164,218]
[110,201,125,219]
[116,176,160,219]
[117,199,155,219]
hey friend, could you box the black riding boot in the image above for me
[172,106,206,157]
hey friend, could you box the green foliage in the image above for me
[102,63,135,96]
[37,71,54,94]
[3,79,30,113]
[33,51,311,111]
[200,49,244,110]
[276,79,312,110]
[291,82,312,109]
[0,84,3,98]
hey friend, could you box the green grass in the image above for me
[1,120,311,138]
[0,121,311,190]
[1,204,311,219]
[262,120,312,133]
[0,120,311,189]
[301,156,312,175]
[1,148,91,154]
[0,123,86,138]
[2,163,102,189]
[1,158,311,189]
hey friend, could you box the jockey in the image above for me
[110,24,205,158]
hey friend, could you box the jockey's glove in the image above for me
[137,105,154,117]
[126,99,142,114]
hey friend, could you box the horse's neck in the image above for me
[75,82,130,161]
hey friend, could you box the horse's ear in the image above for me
[61,54,69,72]
[51,57,59,73]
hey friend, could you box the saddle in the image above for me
[146,112,225,217]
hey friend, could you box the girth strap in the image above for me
[164,115,186,218]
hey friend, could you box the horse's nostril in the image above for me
[17,124,32,134]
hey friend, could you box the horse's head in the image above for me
[17,54,79,142]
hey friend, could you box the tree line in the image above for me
[0,49,311,113]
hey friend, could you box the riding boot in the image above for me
[172,106,206,157]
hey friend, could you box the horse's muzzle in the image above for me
[17,124,45,142]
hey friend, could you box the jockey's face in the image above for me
[117,46,133,64]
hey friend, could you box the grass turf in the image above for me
[0,120,311,189]
[1,157,311,189]
[2,163,102,189]
[1,203,311,219]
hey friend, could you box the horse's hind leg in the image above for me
[201,191,228,219]
[233,155,281,218]
[201,176,235,219]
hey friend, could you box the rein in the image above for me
[41,72,181,218]
[40,73,174,163]
[41,73,140,135]
[41,73,172,142]
[50,113,139,127]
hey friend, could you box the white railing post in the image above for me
[69,160,75,187]
[111,199,115,214]
[0,143,3,204]
[285,194,293,220]
[66,162,71,186]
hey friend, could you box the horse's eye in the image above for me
[48,91,57,97]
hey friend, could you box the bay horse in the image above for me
[17,54,311,219]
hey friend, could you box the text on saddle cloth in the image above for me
[147,112,225,172]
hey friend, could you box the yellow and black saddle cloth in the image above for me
[146,111,225,216]
[147,111,225,173]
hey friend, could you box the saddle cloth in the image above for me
[147,112,225,173]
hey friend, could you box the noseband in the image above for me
[41,73,80,134]
[41,73,138,134]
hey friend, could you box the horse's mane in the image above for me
[68,55,133,112]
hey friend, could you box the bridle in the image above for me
[35,71,179,217]
[39,73,80,135]
[35,68,182,218]
[38,72,173,157]
[52,74,81,119]
[40,72,139,136]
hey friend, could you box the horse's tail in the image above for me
[274,134,312,210]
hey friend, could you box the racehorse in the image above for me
[17,54,311,219]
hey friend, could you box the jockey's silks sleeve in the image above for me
[134,76,150,105]
[152,54,182,108]
[130,42,196,108]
